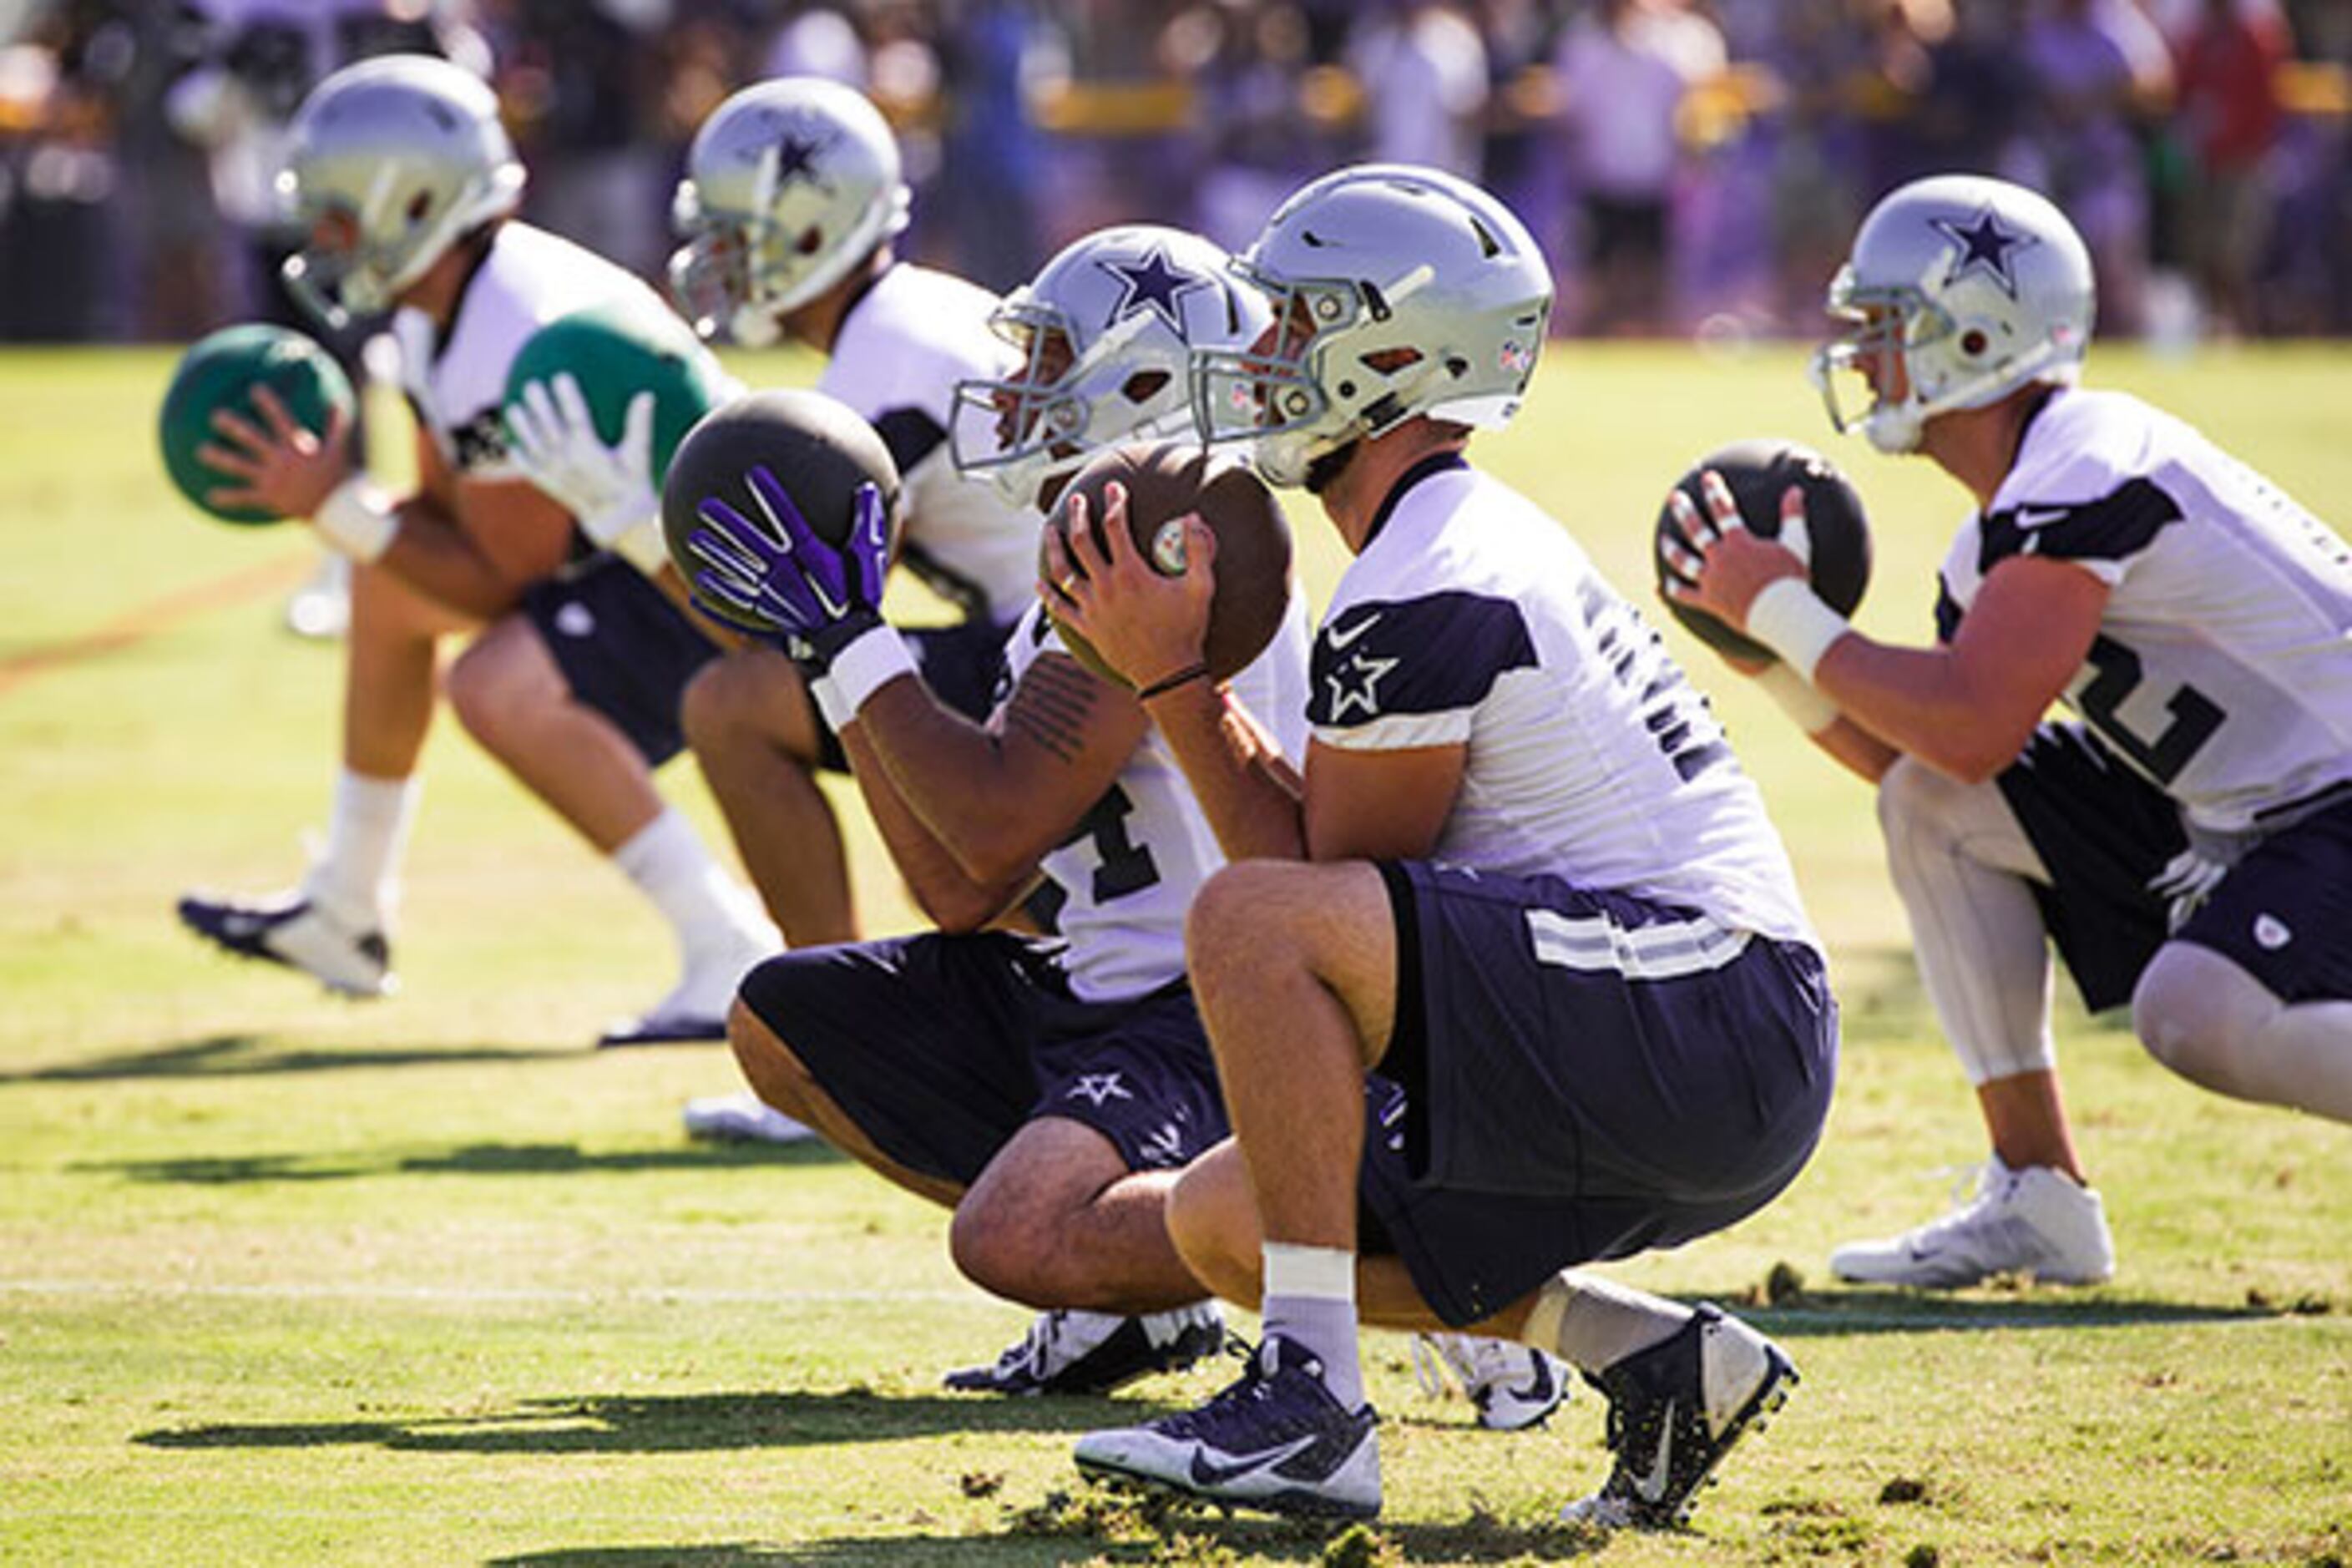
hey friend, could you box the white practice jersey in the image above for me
[390,223,686,483]
[819,263,1039,625]
[1938,387,2352,832]
[999,596,1313,1003]
[1312,456,1816,947]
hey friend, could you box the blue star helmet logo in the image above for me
[1095,243,1209,335]
[1930,205,2038,300]
[766,120,835,190]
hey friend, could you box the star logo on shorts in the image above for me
[1930,205,2038,300]
[1324,650,1397,721]
[1066,1072,1133,1107]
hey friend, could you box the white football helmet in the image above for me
[1810,174,2096,454]
[1190,163,1551,488]
[276,55,524,328]
[669,77,911,347]
[949,225,1270,510]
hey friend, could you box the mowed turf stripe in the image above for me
[0,1277,980,1304]
[0,552,311,701]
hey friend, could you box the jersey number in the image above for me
[1060,784,1162,903]
[2078,635,2223,784]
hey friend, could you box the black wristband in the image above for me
[1136,661,1212,701]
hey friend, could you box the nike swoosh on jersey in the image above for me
[1632,1404,1677,1503]
[2014,504,2074,528]
[1186,1433,1320,1488]
[1325,611,1383,650]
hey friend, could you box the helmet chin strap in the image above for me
[731,304,783,349]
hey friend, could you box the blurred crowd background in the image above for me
[2,0,2347,347]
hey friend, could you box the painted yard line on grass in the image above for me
[0,1277,982,1305]
[0,553,311,701]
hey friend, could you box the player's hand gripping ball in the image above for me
[503,301,734,490]
[660,388,903,640]
[1654,438,1872,665]
[158,324,356,524]
[1041,443,1293,685]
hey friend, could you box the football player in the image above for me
[509,77,1040,1142]
[179,54,777,1045]
[1051,165,1836,1527]
[1667,172,2352,1289]
[675,224,1310,1399]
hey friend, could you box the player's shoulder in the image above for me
[1981,388,2185,567]
[822,266,1010,421]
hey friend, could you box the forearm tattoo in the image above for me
[1006,656,1101,764]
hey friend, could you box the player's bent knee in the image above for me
[726,994,818,1120]
[444,625,547,751]
[1875,753,1965,847]
[1185,862,1303,974]
[2131,943,2261,1090]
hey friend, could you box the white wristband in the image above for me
[1744,577,1850,683]
[1753,663,1839,736]
[808,670,857,732]
[313,474,397,564]
[605,514,672,577]
[824,623,918,716]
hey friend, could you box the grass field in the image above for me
[2,341,2348,1566]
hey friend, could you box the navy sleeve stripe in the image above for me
[1308,591,1536,726]
[1935,579,1963,645]
[1979,477,2183,571]
[873,406,948,475]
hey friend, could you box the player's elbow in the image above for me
[938,821,1046,896]
[910,878,1010,936]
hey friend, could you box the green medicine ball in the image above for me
[503,301,735,490]
[157,324,357,526]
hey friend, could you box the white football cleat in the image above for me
[598,920,779,1048]
[1830,1156,2116,1288]
[1410,1332,1569,1430]
[177,889,394,998]
[284,550,351,640]
[680,1092,818,1146]
[1074,1335,1382,1520]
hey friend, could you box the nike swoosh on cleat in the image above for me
[1631,1404,1677,1504]
[1505,1358,1556,1408]
[1187,1434,1320,1488]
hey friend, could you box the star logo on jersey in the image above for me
[1931,205,2038,300]
[1324,649,1398,721]
[1066,1072,1134,1107]
[1095,243,1208,335]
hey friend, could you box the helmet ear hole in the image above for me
[794,227,825,256]
[406,191,433,225]
[1960,327,1990,358]
[1121,370,1170,405]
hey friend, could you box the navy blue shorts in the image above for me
[520,555,721,766]
[807,616,1014,773]
[2000,722,2352,1009]
[1360,860,1838,1327]
[735,931,1229,1187]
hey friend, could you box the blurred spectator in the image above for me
[932,0,1065,291]
[1169,2,1332,253]
[2014,0,2174,335]
[2172,0,2290,333]
[1342,0,1487,180]
[488,1,671,281]
[761,2,866,83]
[1552,0,1726,335]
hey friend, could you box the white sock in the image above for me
[301,768,416,929]
[1521,1272,1690,1375]
[1259,1242,1363,1408]
[612,807,768,960]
